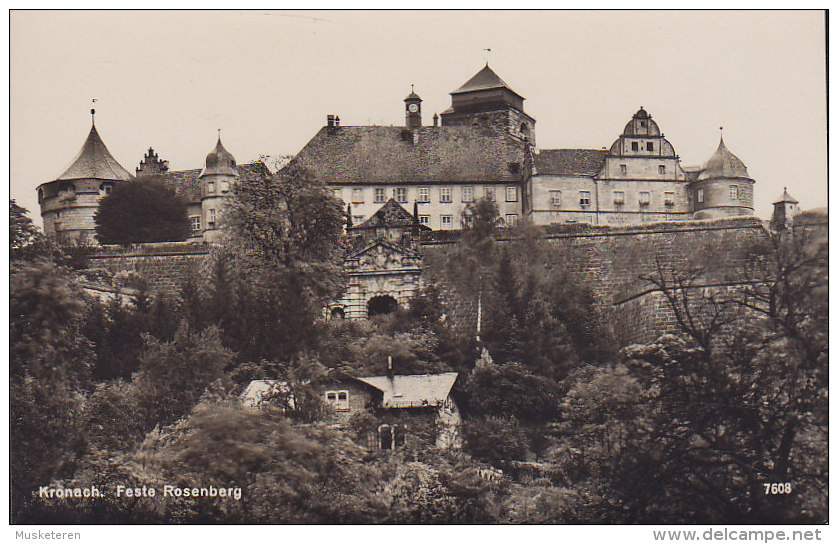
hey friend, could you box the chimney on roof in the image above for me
[335,115,340,127]
[327,114,335,127]
[433,113,438,128]
[387,355,394,379]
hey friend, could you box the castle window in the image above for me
[697,189,704,203]
[664,192,675,206]
[729,185,739,200]
[631,142,639,151]
[325,390,350,412]
[419,215,430,226]
[352,188,364,203]
[613,191,625,205]
[485,186,496,202]
[208,209,216,228]
[620,164,627,175]
[505,186,518,202]
[220,181,230,193]
[189,215,201,232]
[395,187,407,203]
[462,186,474,202]
[647,142,654,152]
[374,188,385,203]
[418,187,430,202]
[441,215,453,229]
[639,192,651,206]
[658,165,665,175]
[440,187,452,203]
[207,181,215,194]
[640,121,646,128]
[549,190,562,207]
[505,214,518,227]
[579,191,591,206]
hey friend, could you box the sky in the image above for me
[10,10,827,225]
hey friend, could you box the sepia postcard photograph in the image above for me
[7,8,829,537]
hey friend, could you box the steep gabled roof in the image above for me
[356,199,423,229]
[533,149,607,176]
[346,237,422,261]
[289,126,525,184]
[56,125,132,182]
[774,188,799,204]
[353,372,458,409]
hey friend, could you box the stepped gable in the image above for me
[289,125,526,185]
[56,125,131,181]
[534,149,607,176]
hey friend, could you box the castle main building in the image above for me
[37,65,757,243]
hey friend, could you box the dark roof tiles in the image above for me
[533,149,607,176]
[289,125,526,184]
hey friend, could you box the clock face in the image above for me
[408,103,419,113]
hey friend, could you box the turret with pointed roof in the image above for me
[690,132,755,220]
[37,117,131,244]
[199,134,239,243]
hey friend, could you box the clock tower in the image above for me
[404,86,422,130]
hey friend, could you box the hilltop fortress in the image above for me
[36,65,812,340]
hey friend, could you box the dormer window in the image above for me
[640,121,646,127]
[647,142,654,152]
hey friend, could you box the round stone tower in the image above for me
[691,134,755,219]
[37,114,131,244]
[199,135,239,243]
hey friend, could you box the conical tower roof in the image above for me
[774,188,799,204]
[698,135,750,180]
[452,64,522,98]
[56,124,131,181]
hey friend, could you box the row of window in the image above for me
[338,186,519,204]
[205,180,230,195]
[618,164,667,175]
[550,190,676,208]
[352,212,519,229]
[696,186,741,204]
[627,141,657,152]
[189,209,217,232]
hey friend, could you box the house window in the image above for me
[613,191,625,205]
[506,186,518,202]
[208,209,217,228]
[207,181,215,194]
[631,142,639,151]
[639,192,651,206]
[378,424,405,450]
[549,190,562,207]
[579,191,591,206]
[189,216,201,232]
[505,214,518,227]
[352,188,364,203]
[463,214,474,228]
[440,187,452,203]
[620,164,627,175]
[418,187,430,202]
[441,215,453,229]
[353,215,364,225]
[697,188,704,203]
[647,142,654,152]
[729,185,739,200]
[394,187,407,203]
[664,192,675,206]
[374,188,385,203]
[418,215,430,226]
[462,186,474,202]
[485,186,496,202]
[332,187,343,201]
[325,390,350,412]
[658,165,665,175]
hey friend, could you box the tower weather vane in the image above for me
[483,48,492,65]
[91,98,97,125]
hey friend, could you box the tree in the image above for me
[94,176,191,245]
[220,163,348,362]
[10,199,39,253]
[10,260,92,521]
